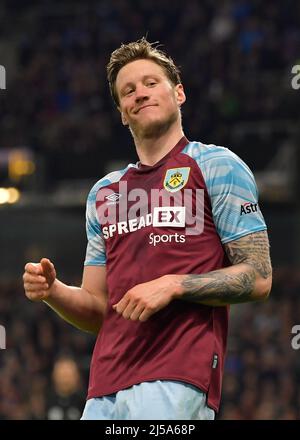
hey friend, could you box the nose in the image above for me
[134,84,149,103]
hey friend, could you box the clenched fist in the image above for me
[23,258,56,301]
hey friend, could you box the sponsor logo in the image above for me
[153,207,185,227]
[149,232,186,246]
[163,167,190,192]
[240,202,258,215]
[102,213,152,239]
[105,193,122,205]
[97,183,205,238]
[102,208,186,239]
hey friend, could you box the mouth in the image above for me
[135,104,157,114]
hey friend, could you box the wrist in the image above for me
[43,278,59,304]
[167,274,186,299]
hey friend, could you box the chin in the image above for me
[133,113,178,139]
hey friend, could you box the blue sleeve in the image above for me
[84,164,137,266]
[84,183,106,266]
[183,142,267,243]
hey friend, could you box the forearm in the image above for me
[44,279,106,334]
[112,232,272,322]
[173,231,272,306]
[176,262,272,306]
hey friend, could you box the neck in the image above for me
[134,126,185,166]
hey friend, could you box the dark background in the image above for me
[0,0,300,419]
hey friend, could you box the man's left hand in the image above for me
[112,274,183,322]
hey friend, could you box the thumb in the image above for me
[40,258,56,282]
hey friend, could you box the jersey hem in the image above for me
[87,375,218,412]
[221,226,267,244]
[84,262,106,266]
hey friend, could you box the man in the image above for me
[46,356,84,420]
[23,38,272,420]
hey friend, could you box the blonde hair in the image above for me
[107,37,181,106]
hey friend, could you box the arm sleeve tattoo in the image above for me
[181,231,272,305]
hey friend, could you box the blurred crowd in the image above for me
[220,266,300,419]
[0,267,300,420]
[0,275,93,420]
[0,0,300,421]
[0,0,299,186]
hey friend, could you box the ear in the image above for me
[121,112,128,126]
[118,107,129,126]
[175,84,186,107]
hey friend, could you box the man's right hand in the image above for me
[23,258,57,301]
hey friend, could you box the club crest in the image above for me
[163,167,190,193]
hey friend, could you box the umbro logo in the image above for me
[105,193,122,205]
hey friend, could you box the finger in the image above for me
[40,258,55,278]
[139,307,156,322]
[23,274,47,284]
[24,262,43,275]
[26,291,49,301]
[113,296,130,314]
[121,301,139,320]
[24,282,49,292]
[129,304,145,321]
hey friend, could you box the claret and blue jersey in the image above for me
[84,137,266,412]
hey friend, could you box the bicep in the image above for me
[224,230,272,280]
[82,265,108,307]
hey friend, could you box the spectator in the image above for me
[46,356,84,420]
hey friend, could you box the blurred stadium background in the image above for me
[0,0,300,419]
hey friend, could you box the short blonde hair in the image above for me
[107,37,181,106]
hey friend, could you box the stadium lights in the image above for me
[8,150,35,182]
[0,187,21,204]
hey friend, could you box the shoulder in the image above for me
[182,140,246,166]
[182,140,253,180]
[87,162,138,203]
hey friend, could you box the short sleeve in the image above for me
[84,185,106,266]
[182,142,267,244]
[202,148,267,243]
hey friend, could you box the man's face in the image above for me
[116,59,186,139]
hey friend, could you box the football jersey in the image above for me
[84,136,267,412]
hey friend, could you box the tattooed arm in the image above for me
[113,230,273,322]
[177,230,272,306]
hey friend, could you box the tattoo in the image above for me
[181,231,272,305]
[224,230,272,279]
[182,270,255,304]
